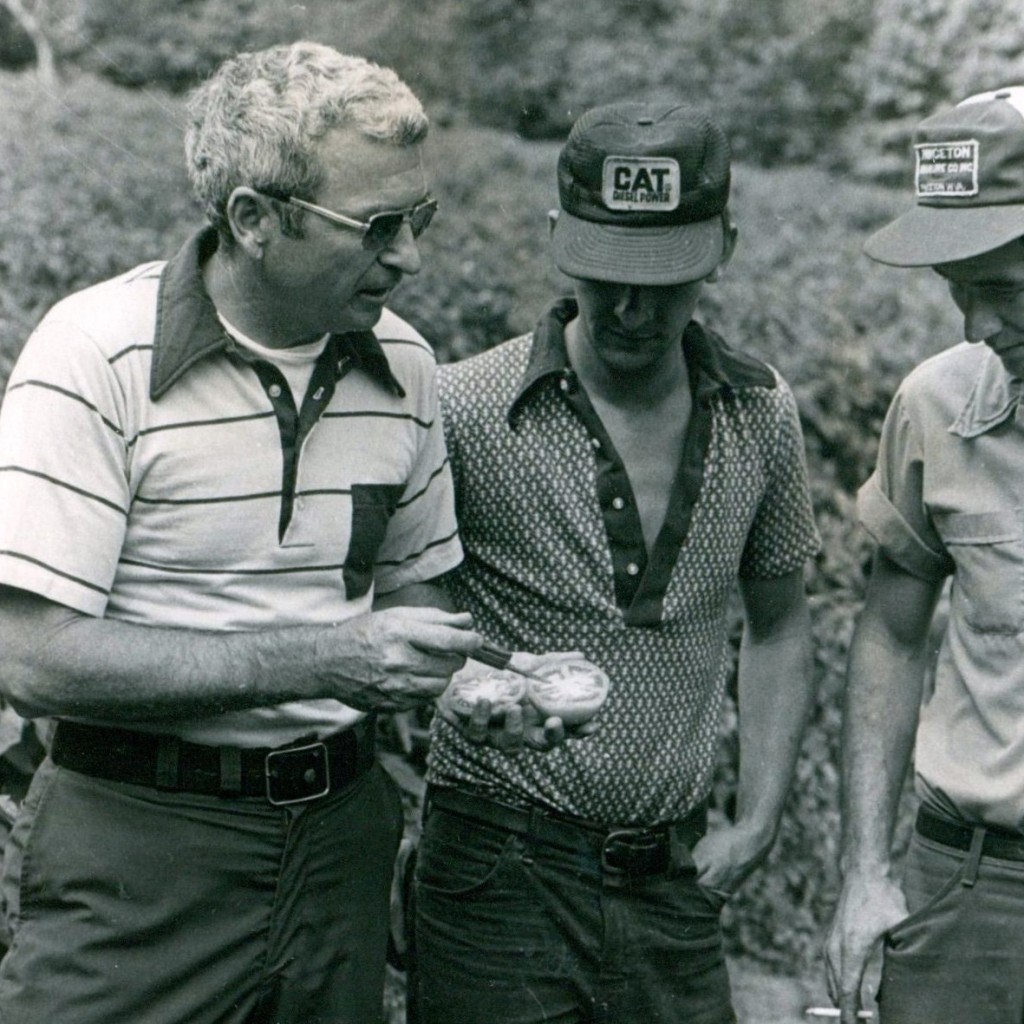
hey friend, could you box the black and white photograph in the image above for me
[0,2,1022,1022]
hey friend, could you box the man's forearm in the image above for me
[838,552,942,878]
[840,620,928,876]
[0,587,478,723]
[734,612,814,845]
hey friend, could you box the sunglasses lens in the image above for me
[409,201,437,238]
[365,213,406,247]
[363,200,437,248]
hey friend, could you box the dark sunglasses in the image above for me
[255,189,437,250]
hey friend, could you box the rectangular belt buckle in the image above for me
[265,741,330,806]
[600,827,663,875]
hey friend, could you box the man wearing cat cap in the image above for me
[414,101,819,1024]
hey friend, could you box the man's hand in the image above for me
[825,873,907,1024]
[690,820,774,900]
[437,650,600,753]
[328,607,481,712]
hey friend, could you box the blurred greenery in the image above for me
[0,0,997,999]
[9,0,1024,166]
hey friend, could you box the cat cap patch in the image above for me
[602,156,681,211]
[866,86,1024,266]
[551,101,732,285]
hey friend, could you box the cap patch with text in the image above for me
[866,86,1024,266]
[915,140,979,197]
[603,156,681,211]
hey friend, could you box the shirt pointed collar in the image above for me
[149,227,403,400]
[949,346,1023,438]
[507,296,775,426]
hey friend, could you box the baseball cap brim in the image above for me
[551,210,725,285]
[865,203,1024,266]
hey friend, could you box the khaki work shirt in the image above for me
[861,341,1024,831]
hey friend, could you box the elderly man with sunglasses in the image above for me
[0,42,487,1024]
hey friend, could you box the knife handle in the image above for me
[475,640,514,671]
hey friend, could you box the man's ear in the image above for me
[705,218,738,284]
[224,187,275,260]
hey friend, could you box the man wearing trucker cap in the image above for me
[826,87,1024,1024]
[413,102,819,1023]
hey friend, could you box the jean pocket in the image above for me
[697,883,731,914]
[415,810,517,897]
[884,843,966,948]
[936,510,1024,634]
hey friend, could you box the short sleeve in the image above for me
[372,349,462,594]
[739,377,820,578]
[0,316,131,615]
[858,386,954,581]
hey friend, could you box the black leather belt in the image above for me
[51,716,376,805]
[427,785,706,879]
[916,806,1024,862]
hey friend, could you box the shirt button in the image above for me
[559,378,570,392]
[590,437,601,449]
[268,384,282,398]
[612,496,626,510]
[626,562,640,576]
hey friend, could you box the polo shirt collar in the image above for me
[150,227,404,400]
[508,296,775,425]
[949,346,1023,438]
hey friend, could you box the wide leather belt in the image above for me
[427,785,706,879]
[51,716,376,805]
[916,806,1024,862]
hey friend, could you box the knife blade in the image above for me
[474,640,549,684]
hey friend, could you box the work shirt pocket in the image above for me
[936,510,1024,634]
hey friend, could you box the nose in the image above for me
[613,285,646,325]
[378,222,422,276]
[958,289,1003,344]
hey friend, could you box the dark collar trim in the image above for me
[150,227,403,400]
[150,229,226,400]
[507,297,775,425]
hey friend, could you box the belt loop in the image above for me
[155,735,181,790]
[962,826,986,887]
[519,805,538,866]
[219,746,243,796]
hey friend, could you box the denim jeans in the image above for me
[412,802,734,1024]
[879,829,1024,1024]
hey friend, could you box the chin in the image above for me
[333,308,384,334]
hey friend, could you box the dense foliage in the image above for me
[0,70,963,981]
[8,0,1024,174]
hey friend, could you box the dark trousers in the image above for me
[412,801,735,1024]
[0,757,403,1024]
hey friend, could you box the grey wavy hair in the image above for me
[185,42,429,240]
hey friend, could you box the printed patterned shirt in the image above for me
[427,298,819,825]
[0,228,462,747]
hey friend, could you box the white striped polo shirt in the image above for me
[0,228,462,746]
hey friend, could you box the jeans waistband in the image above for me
[426,785,706,878]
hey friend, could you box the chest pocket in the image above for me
[936,510,1024,635]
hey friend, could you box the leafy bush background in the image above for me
[0,0,1005,983]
